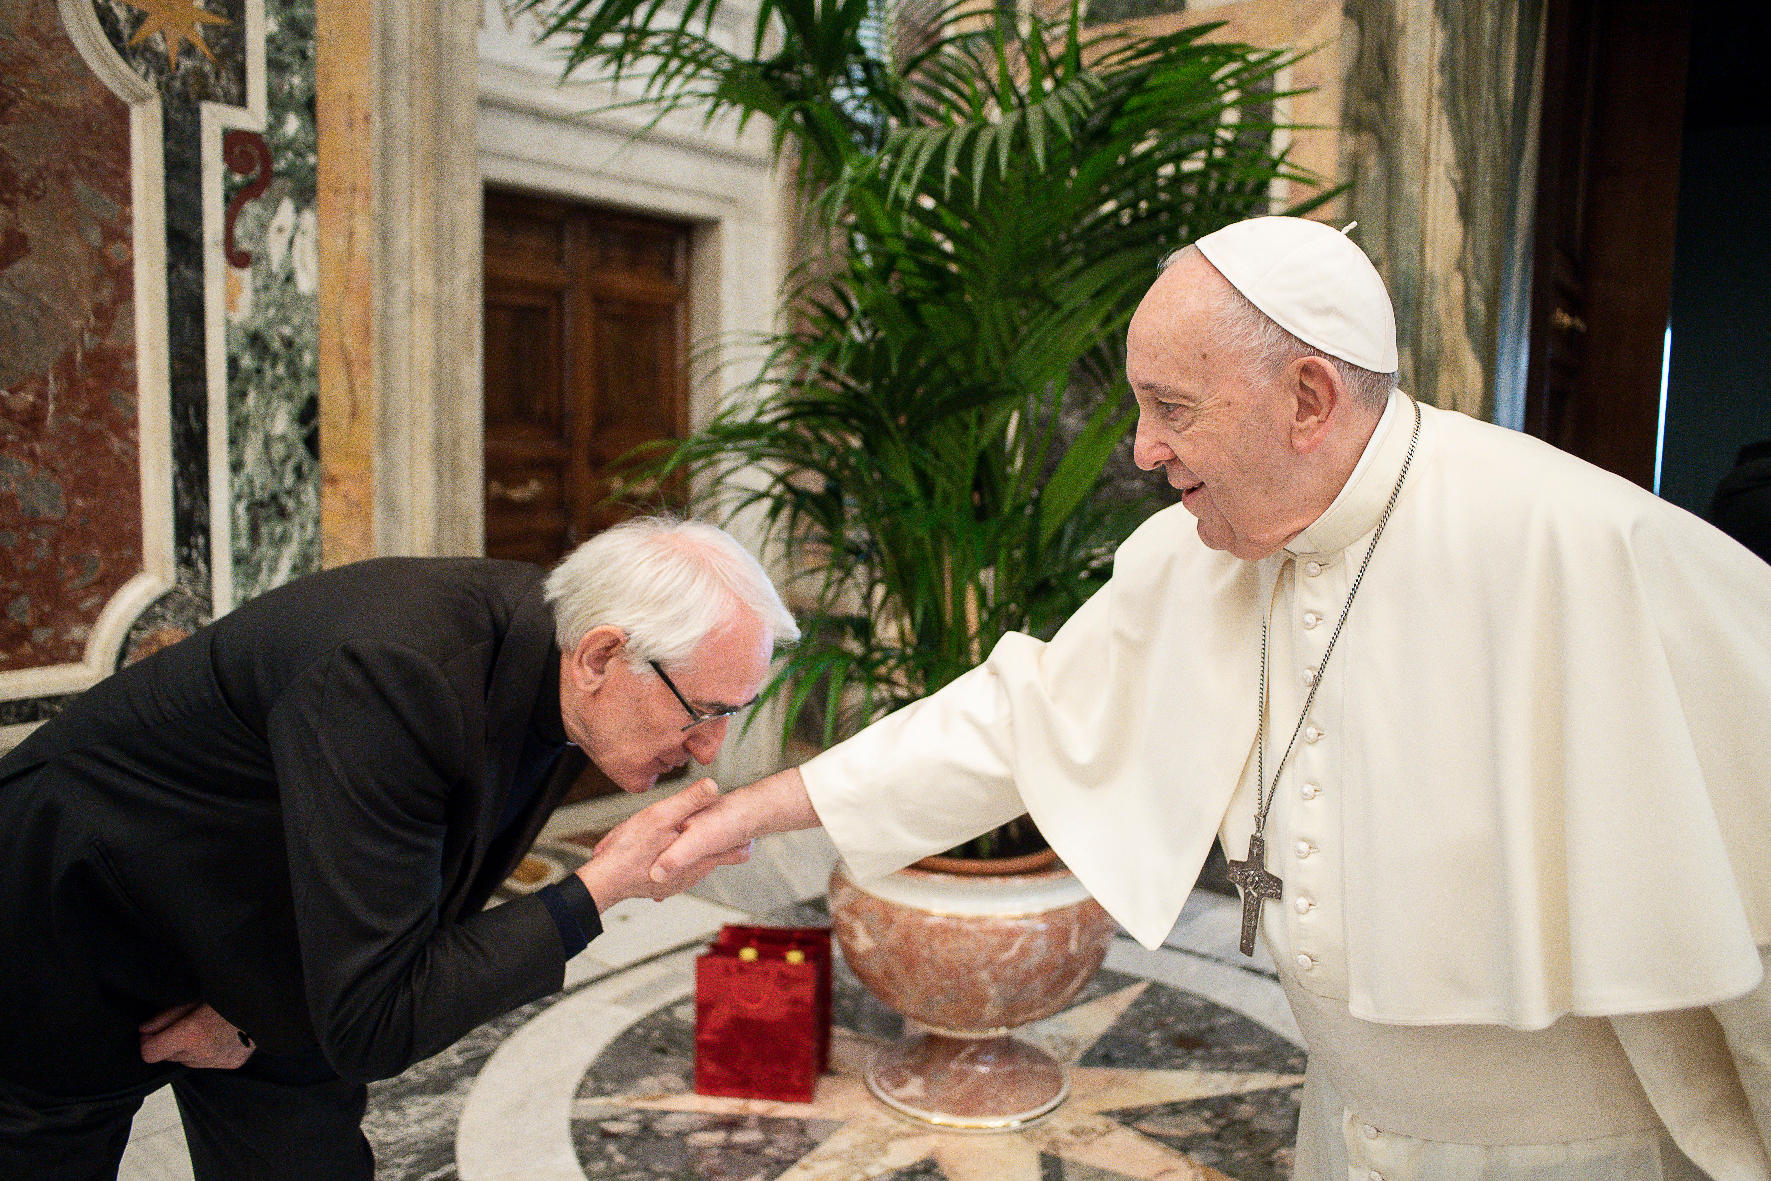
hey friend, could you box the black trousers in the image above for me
[0,1049,373,1181]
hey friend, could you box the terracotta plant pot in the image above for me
[828,859,1117,1131]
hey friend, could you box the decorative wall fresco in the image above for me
[1,0,320,740]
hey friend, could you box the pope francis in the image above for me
[659,216,1771,1181]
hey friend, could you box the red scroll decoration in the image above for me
[222,130,272,269]
[693,925,832,1102]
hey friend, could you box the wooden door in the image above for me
[1522,0,1692,488]
[483,191,693,803]
[482,190,691,565]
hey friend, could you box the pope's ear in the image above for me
[1289,355,1344,453]
[565,626,626,693]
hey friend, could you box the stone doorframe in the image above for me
[317,0,485,563]
[317,0,782,566]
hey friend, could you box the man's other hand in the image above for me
[575,778,751,909]
[139,1002,256,1070]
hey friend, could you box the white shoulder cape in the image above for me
[802,399,1771,1027]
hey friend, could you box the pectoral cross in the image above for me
[1226,832,1284,956]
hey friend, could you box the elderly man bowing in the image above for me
[0,516,796,1180]
[657,218,1771,1180]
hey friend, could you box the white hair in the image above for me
[1160,245,1397,410]
[543,516,800,669]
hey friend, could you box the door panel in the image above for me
[1524,0,1690,489]
[482,190,690,561]
[482,191,693,800]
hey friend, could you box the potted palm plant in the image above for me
[527,0,1328,1125]
[527,0,1326,782]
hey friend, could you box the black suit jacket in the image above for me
[0,558,592,1093]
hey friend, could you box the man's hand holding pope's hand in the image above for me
[647,768,821,886]
[574,778,753,909]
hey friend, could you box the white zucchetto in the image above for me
[1194,216,1400,374]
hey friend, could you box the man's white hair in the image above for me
[1161,245,1397,410]
[544,516,799,669]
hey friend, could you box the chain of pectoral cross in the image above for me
[1227,399,1421,956]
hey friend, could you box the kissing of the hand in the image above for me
[648,808,751,884]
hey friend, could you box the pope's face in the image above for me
[1126,254,1311,561]
[561,608,773,793]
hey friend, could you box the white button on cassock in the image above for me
[1301,783,1320,800]
[1297,953,1316,970]
[1295,840,1314,859]
[1302,612,1322,629]
[1295,896,1314,913]
[1305,560,1324,576]
[1304,725,1323,743]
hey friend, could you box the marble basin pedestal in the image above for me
[828,860,1117,1132]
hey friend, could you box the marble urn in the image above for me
[828,858,1117,1131]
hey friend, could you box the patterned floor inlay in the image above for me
[439,928,1303,1181]
[123,873,1302,1181]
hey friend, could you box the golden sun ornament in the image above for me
[124,0,231,69]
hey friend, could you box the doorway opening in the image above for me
[483,188,694,800]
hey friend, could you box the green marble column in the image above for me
[1340,0,1544,423]
[227,0,321,602]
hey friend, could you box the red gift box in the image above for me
[693,925,832,1102]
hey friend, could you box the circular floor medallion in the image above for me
[448,944,1305,1181]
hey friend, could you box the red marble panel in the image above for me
[0,0,142,672]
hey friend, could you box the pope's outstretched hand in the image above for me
[575,779,752,908]
[648,768,822,885]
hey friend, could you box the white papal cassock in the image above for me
[800,389,1771,1180]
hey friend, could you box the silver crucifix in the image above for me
[1225,832,1284,956]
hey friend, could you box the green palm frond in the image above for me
[524,0,1331,744]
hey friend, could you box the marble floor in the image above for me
[118,799,1302,1181]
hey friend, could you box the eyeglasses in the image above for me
[649,660,747,732]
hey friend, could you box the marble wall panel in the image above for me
[2,0,321,743]
[1342,0,1544,417]
[313,0,375,568]
[0,0,141,674]
[226,0,320,601]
